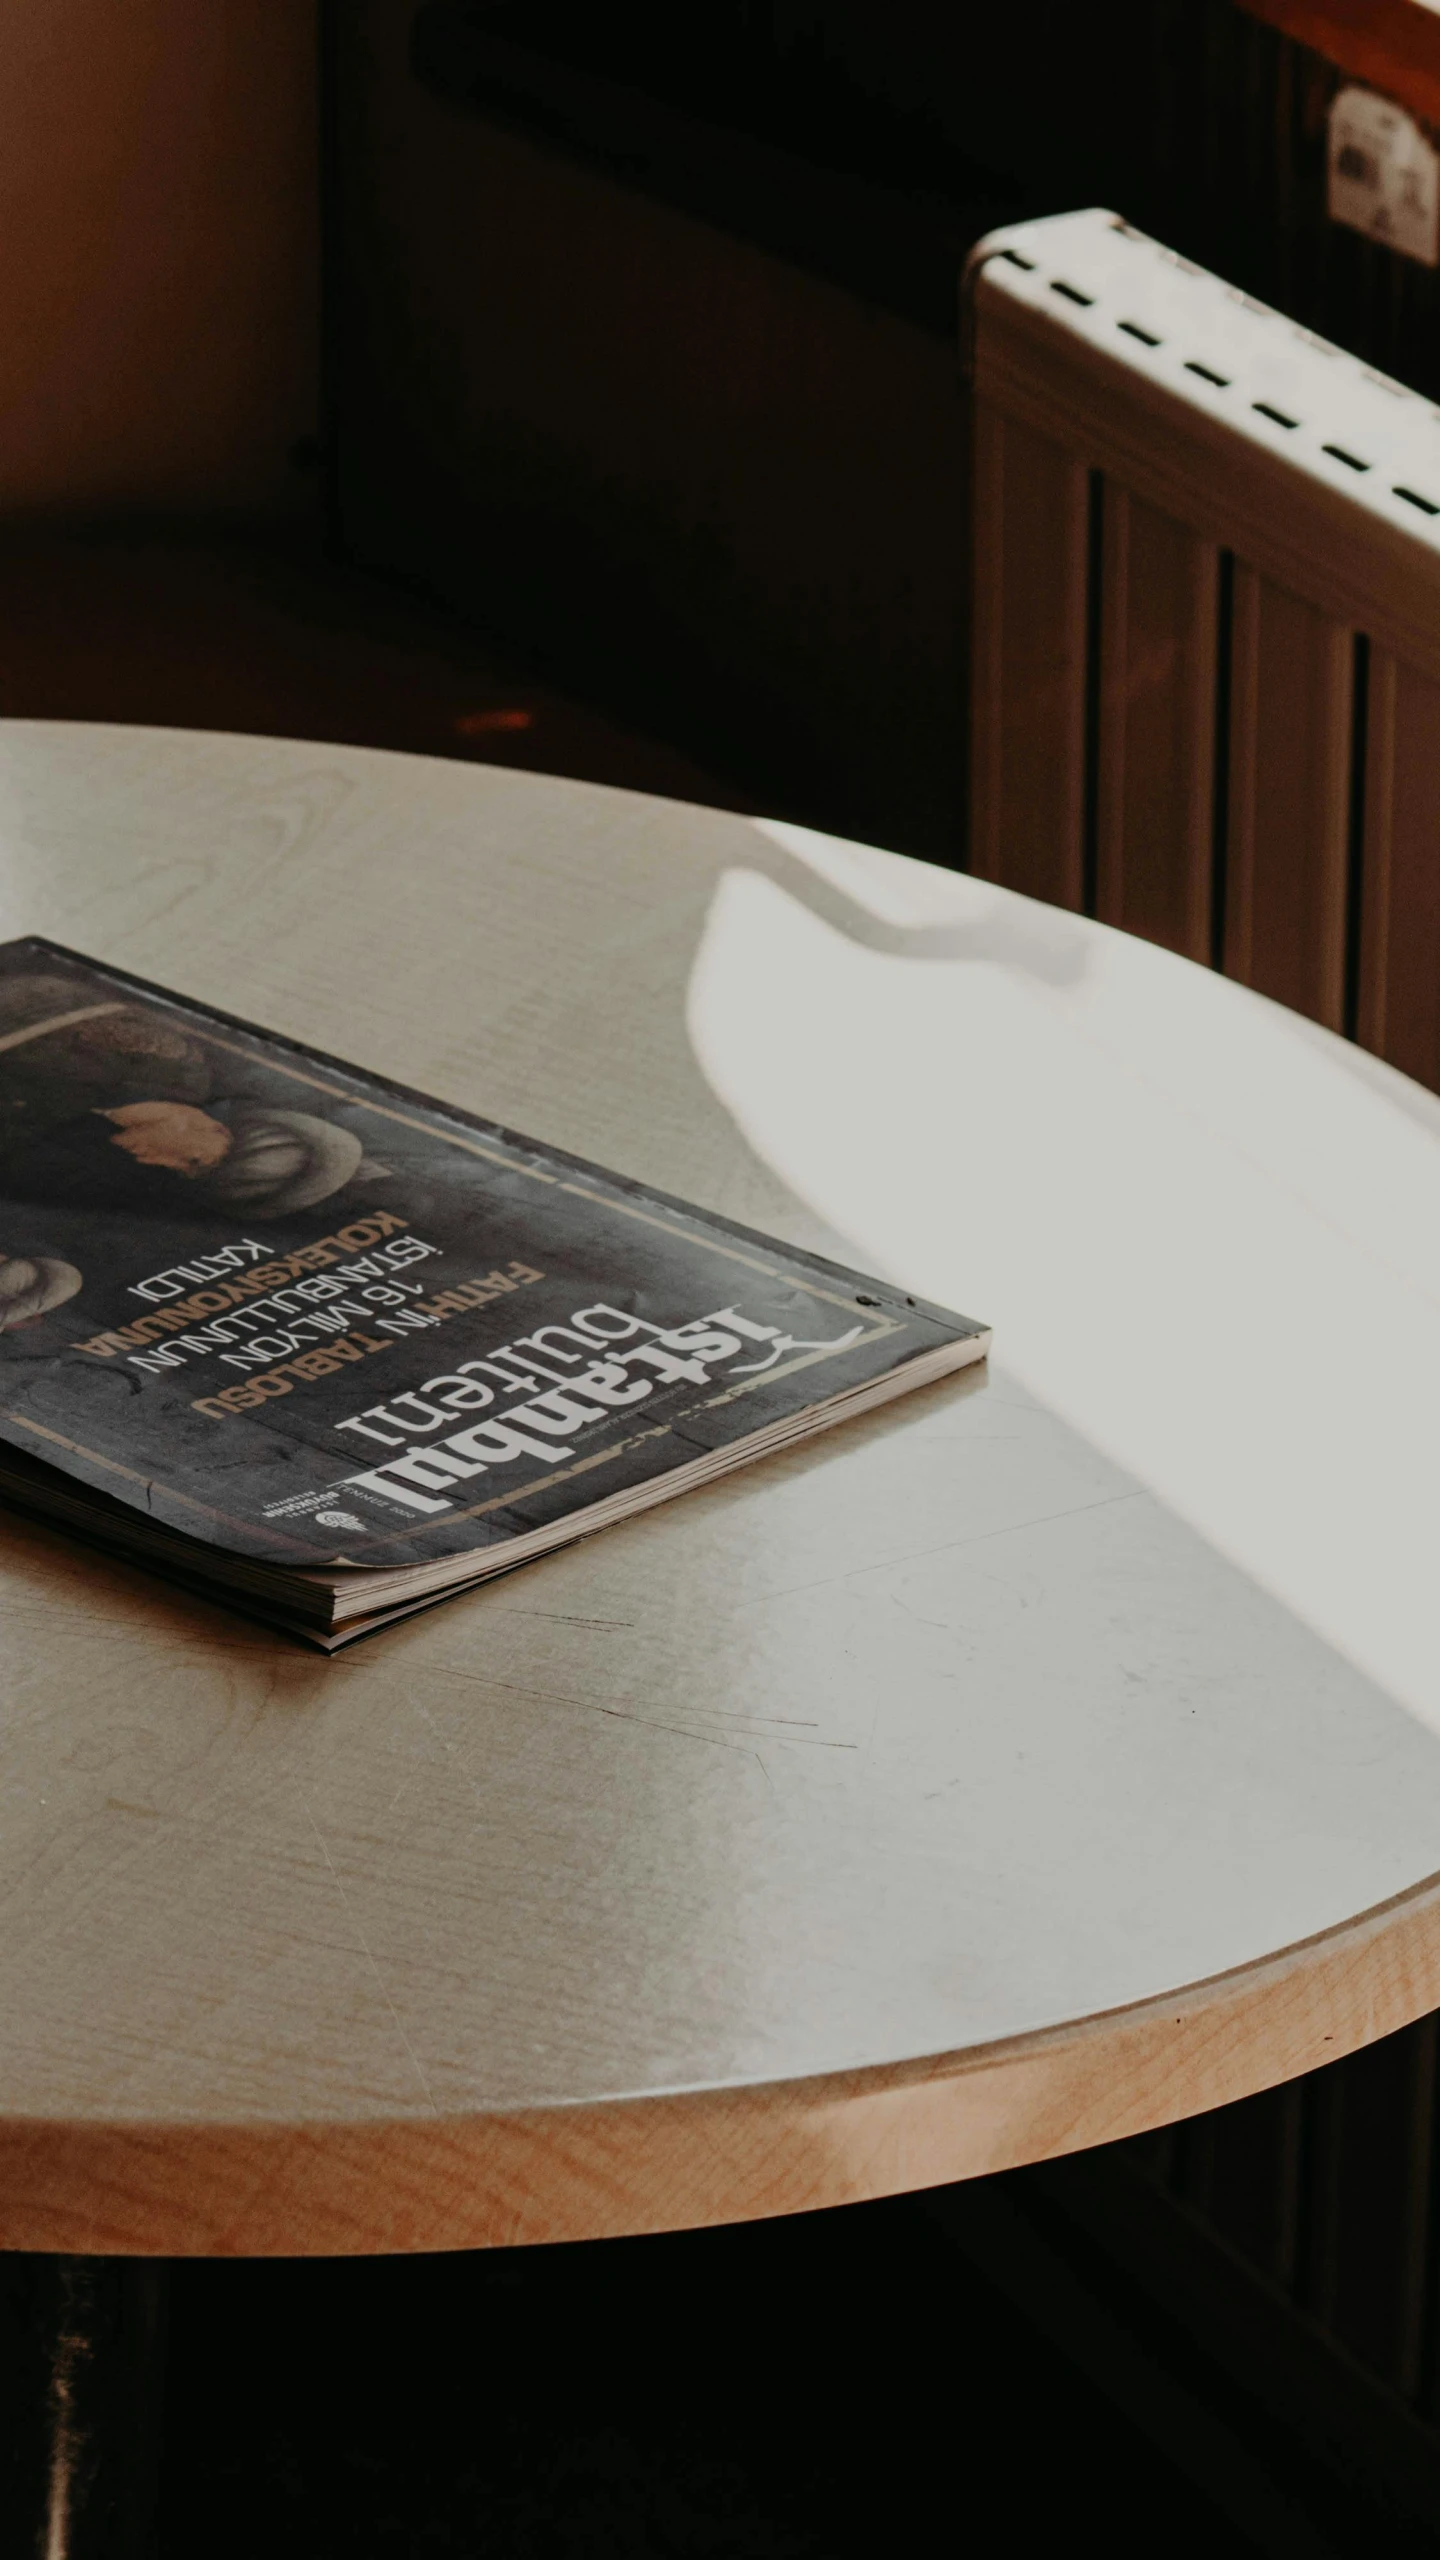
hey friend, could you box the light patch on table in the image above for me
[694,840,1440,1735]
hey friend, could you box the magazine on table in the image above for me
[0,938,990,1645]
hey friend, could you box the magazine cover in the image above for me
[0,939,986,1578]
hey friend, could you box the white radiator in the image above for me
[966,207,1440,1088]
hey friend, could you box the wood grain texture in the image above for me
[1096,486,1216,963]
[1358,650,1440,1090]
[968,401,1087,906]
[973,263,1440,695]
[1223,568,1352,1027]
[3,1870,1440,2258]
[2,727,1440,2255]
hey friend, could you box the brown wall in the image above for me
[0,0,319,524]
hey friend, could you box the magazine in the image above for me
[0,939,989,1645]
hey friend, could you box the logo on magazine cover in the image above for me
[328,1299,867,1517]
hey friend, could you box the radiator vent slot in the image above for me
[968,208,1440,1087]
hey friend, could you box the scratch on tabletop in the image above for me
[429,1667,854,1752]
[383,1766,423,1819]
[530,1681,854,1750]
[736,1487,1146,1614]
[303,1798,438,2112]
[595,1707,856,1752]
[595,1706,743,1752]
[679,1708,819,1729]
[504,1610,635,1629]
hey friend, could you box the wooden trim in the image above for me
[1238,0,1440,130]
[967,403,1088,908]
[1355,652,1440,1090]
[1223,574,1352,1027]
[968,396,1007,882]
[1357,645,1398,1057]
[5,1867,1440,2258]
[1095,489,1217,965]
[1222,560,1261,989]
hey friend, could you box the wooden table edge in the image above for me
[5,1865,1439,2257]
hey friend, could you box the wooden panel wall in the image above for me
[1096,490,1216,964]
[1223,571,1352,1030]
[969,444,1365,1038]
[969,404,1088,906]
[1358,654,1440,1089]
[971,426,1440,1082]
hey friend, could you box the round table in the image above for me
[2,720,1440,2261]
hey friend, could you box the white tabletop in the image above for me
[1,721,1438,2257]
